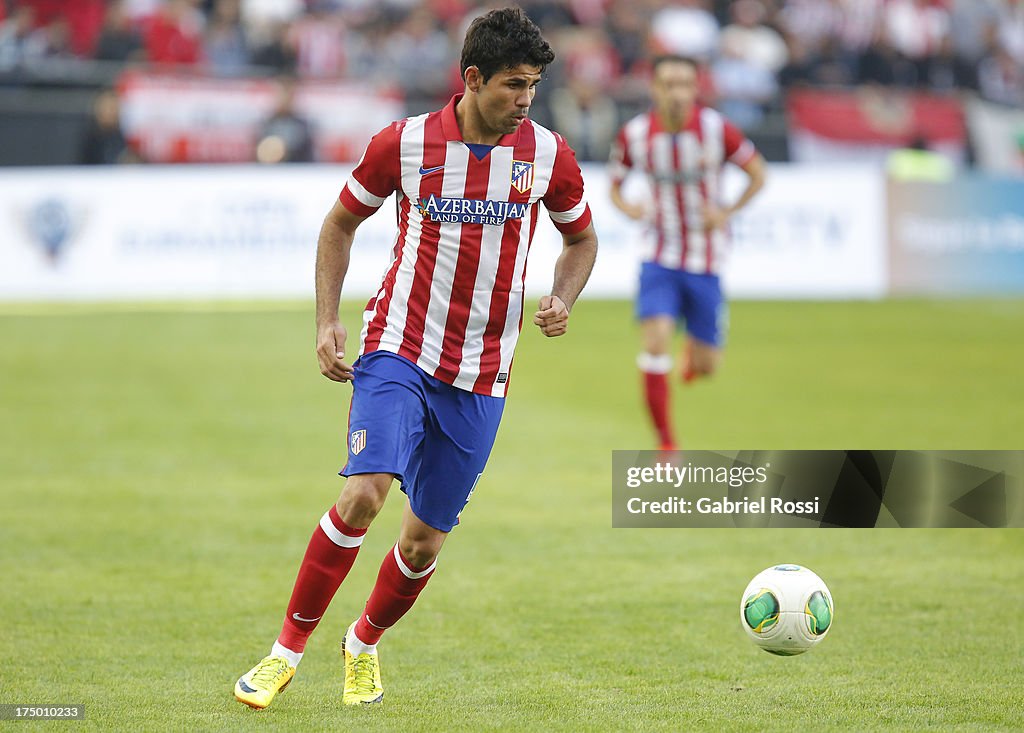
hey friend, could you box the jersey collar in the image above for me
[649,105,699,134]
[441,93,524,147]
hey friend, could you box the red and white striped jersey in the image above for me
[609,106,757,274]
[339,94,592,398]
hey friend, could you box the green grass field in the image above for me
[2,299,1022,731]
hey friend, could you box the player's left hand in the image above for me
[533,295,569,337]
[703,204,731,231]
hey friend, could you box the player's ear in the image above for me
[464,66,483,93]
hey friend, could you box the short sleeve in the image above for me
[723,119,757,167]
[608,125,632,185]
[543,136,593,235]
[339,121,402,217]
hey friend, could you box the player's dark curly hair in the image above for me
[460,7,555,82]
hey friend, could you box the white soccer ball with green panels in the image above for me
[740,564,833,656]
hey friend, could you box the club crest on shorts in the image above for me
[350,429,366,456]
[511,160,534,194]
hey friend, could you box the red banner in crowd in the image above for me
[116,71,404,164]
[787,88,966,164]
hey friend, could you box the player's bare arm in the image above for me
[315,198,367,382]
[610,180,646,221]
[704,153,767,231]
[534,223,598,337]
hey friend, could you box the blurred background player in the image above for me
[78,88,140,165]
[233,7,596,710]
[254,75,315,163]
[609,55,765,450]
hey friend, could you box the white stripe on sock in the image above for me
[319,511,364,548]
[392,543,436,579]
[637,352,673,374]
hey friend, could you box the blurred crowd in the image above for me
[1,0,1021,160]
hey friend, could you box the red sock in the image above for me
[642,370,675,448]
[353,544,436,645]
[277,505,366,653]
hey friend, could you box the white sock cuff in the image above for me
[271,641,302,668]
[393,543,436,579]
[347,621,377,656]
[637,353,673,374]
[319,511,364,548]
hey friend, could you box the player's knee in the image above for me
[337,475,391,524]
[642,333,672,356]
[641,320,673,356]
[642,340,670,356]
[398,536,442,570]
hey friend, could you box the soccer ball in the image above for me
[740,564,834,656]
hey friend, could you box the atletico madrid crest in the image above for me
[511,160,534,194]
[350,429,366,456]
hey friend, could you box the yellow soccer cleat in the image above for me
[234,655,295,710]
[341,625,383,705]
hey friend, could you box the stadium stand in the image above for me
[0,0,1021,166]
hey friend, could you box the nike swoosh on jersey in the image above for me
[418,165,444,176]
[292,612,322,623]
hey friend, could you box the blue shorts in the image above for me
[340,350,504,532]
[635,262,727,346]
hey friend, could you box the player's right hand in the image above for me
[533,295,569,337]
[316,322,355,383]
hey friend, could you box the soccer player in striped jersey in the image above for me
[609,55,765,450]
[234,7,597,710]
